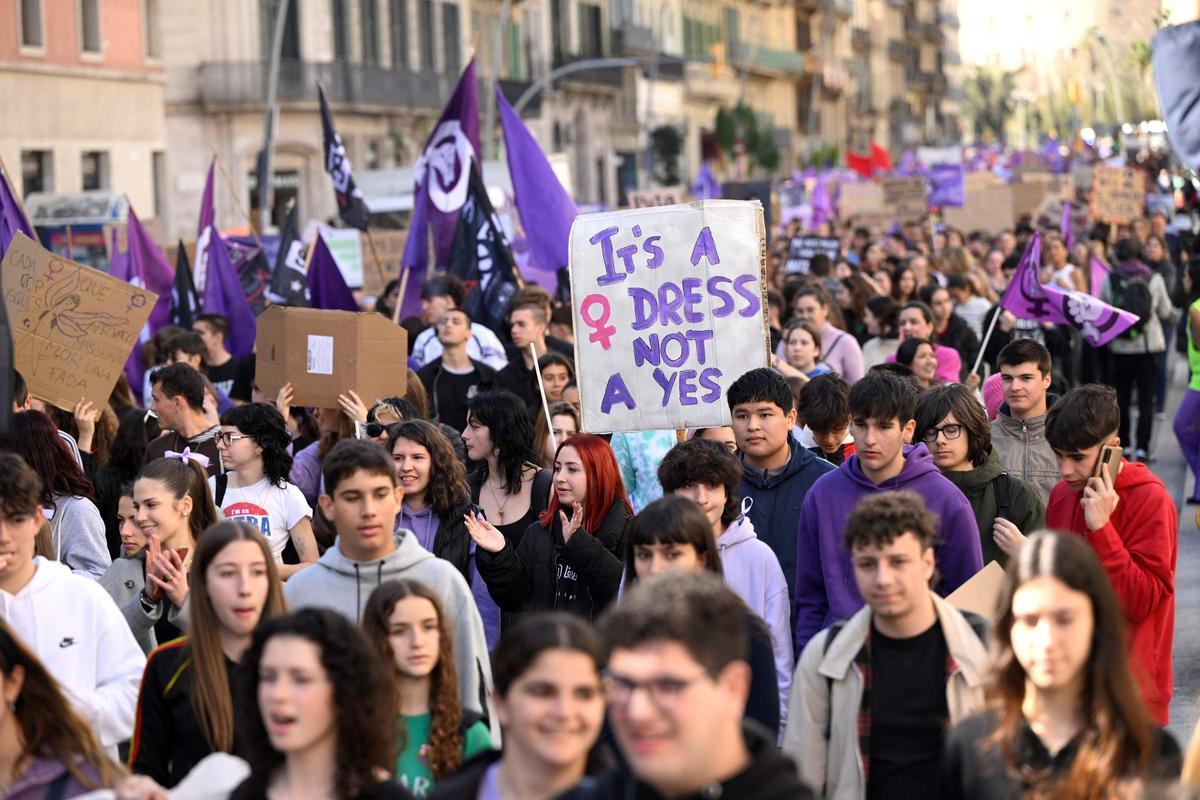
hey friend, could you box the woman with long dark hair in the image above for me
[231,608,412,799]
[461,391,552,551]
[862,295,901,369]
[10,410,110,579]
[128,522,286,787]
[936,531,1181,799]
[363,580,493,797]
[429,613,606,800]
[0,618,125,794]
[94,407,161,560]
[213,403,318,579]
[466,434,631,622]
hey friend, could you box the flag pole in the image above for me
[65,225,76,261]
[362,228,391,297]
[971,305,1003,376]
[392,265,410,325]
[532,342,556,452]
[212,151,266,250]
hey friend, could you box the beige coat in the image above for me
[991,408,1060,504]
[781,594,990,799]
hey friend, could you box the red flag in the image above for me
[870,142,892,171]
[847,150,873,177]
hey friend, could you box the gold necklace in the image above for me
[486,478,513,523]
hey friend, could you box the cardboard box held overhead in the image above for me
[255,306,407,409]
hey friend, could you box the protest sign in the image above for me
[1091,166,1146,225]
[839,181,884,216]
[943,185,1014,233]
[628,186,687,208]
[881,176,928,220]
[568,200,768,433]
[360,228,408,296]
[947,561,1005,619]
[918,146,962,166]
[1011,180,1050,218]
[255,306,407,409]
[1,232,156,411]
[785,235,840,274]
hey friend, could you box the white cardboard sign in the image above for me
[568,200,768,433]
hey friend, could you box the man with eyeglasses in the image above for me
[783,491,989,800]
[793,371,981,652]
[559,571,813,800]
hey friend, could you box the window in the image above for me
[144,0,162,58]
[506,20,525,80]
[795,12,812,52]
[419,0,435,70]
[361,0,380,65]
[21,150,52,197]
[260,0,301,61]
[20,0,43,48]
[578,3,602,58]
[81,151,109,191]
[442,3,461,74]
[723,6,740,59]
[389,0,409,70]
[332,0,350,59]
[79,0,102,53]
[152,151,166,219]
[550,0,566,63]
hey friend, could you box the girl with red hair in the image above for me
[465,433,632,622]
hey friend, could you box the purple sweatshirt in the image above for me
[717,511,794,728]
[793,443,983,652]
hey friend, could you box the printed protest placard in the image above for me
[569,200,768,433]
[1091,166,1146,225]
[1,232,156,411]
[628,186,687,208]
[786,236,840,274]
[881,176,928,220]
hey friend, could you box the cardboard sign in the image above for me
[943,186,1015,233]
[1,232,157,411]
[881,176,928,219]
[628,186,687,209]
[360,228,408,297]
[568,200,768,433]
[947,560,1006,620]
[1091,166,1146,225]
[785,236,840,274]
[839,182,885,216]
[255,306,407,409]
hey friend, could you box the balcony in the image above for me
[612,23,655,55]
[939,9,960,28]
[851,27,870,51]
[196,60,459,111]
[906,69,937,92]
[903,16,920,41]
[551,53,626,88]
[887,39,912,62]
[733,42,807,75]
[920,21,943,43]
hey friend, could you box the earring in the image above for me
[8,701,15,712]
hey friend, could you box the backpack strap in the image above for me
[44,771,73,800]
[214,473,229,507]
[822,622,846,741]
[993,472,1011,521]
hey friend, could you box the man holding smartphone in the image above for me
[1044,384,1178,725]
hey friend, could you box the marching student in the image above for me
[145,364,224,477]
[784,491,989,798]
[796,374,856,466]
[231,608,414,799]
[212,403,318,579]
[129,522,286,787]
[362,580,494,798]
[914,383,1045,565]
[1044,384,1177,725]
[429,614,607,800]
[793,370,982,651]
[0,452,145,749]
[990,339,1060,503]
[467,434,631,622]
[418,309,499,435]
[936,531,1181,798]
[284,440,493,724]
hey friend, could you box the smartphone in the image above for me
[174,547,190,563]
[1093,444,1122,484]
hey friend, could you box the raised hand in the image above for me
[560,501,584,542]
[147,549,190,608]
[463,511,507,553]
[337,389,370,424]
[74,397,99,453]
[1081,463,1120,532]
[275,382,295,413]
[992,517,1027,559]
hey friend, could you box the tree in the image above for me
[962,67,1020,142]
[711,104,781,174]
[649,125,683,186]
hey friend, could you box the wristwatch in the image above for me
[139,590,161,615]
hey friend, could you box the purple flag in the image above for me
[691,162,722,200]
[1090,255,1111,298]
[399,60,481,318]
[198,161,215,237]
[107,228,143,390]
[1001,234,1137,346]
[201,227,256,358]
[1060,200,1074,249]
[896,149,919,177]
[195,161,217,293]
[927,164,965,208]
[0,167,34,261]
[127,205,175,332]
[810,176,834,228]
[497,85,577,276]
[307,233,358,312]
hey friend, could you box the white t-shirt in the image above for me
[208,476,312,561]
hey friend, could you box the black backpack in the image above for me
[1110,272,1154,339]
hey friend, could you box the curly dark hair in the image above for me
[843,490,938,552]
[235,608,398,799]
[656,439,742,528]
[387,420,469,517]
[220,403,294,488]
[363,580,464,781]
[466,391,541,495]
[12,411,94,505]
[914,383,991,468]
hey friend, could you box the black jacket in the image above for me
[417,357,498,428]
[934,313,980,381]
[476,500,630,622]
[426,501,475,582]
[556,722,814,800]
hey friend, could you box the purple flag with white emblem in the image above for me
[319,84,372,230]
[927,164,965,208]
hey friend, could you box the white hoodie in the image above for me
[0,557,145,747]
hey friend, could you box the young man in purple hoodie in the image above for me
[793,370,983,651]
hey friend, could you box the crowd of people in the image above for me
[1,168,1200,800]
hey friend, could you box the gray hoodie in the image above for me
[284,530,494,725]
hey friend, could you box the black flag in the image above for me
[318,84,371,230]
[170,239,200,328]
[269,202,310,306]
[447,165,519,332]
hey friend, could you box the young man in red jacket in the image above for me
[1044,384,1177,724]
